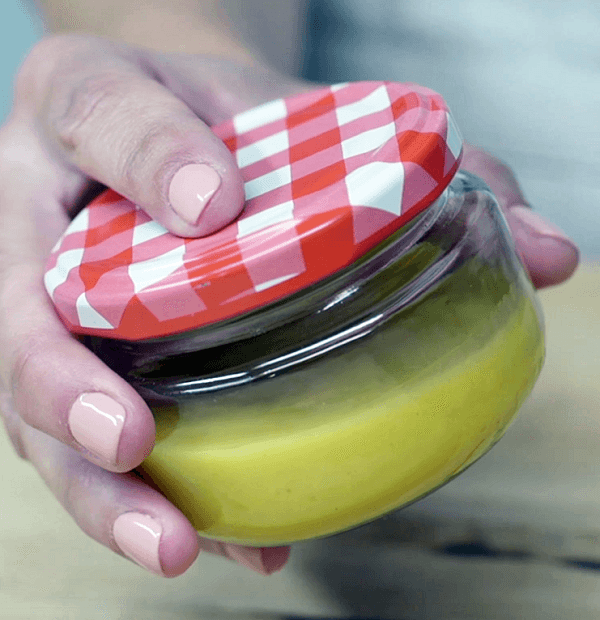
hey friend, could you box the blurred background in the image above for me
[302,0,600,259]
[0,1,43,122]
[2,0,599,257]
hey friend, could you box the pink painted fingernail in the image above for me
[260,546,290,574]
[169,164,221,225]
[509,206,577,248]
[68,393,125,466]
[113,512,164,575]
[225,545,288,576]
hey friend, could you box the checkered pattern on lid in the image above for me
[44,81,463,341]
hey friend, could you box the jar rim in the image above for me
[85,171,510,394]
[45,81,463,341]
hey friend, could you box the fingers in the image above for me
[460,144,579,288]
[0,274,290,578]
[18,35,245,237]
[196,539,291,576]
[0,390,27,460]
[0,118,156,475]
[504,207,580,289]
[12,412,289,577]
[18,417,198,577]
[0,266,155,473]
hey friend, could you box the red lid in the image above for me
[45,81,463,341]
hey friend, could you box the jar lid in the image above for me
[45,81,463,341]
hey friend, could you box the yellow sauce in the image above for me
[140,265,544,546]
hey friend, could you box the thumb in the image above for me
[460,143,579,288]
[31,39,245,238]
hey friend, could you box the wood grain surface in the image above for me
[1,262,599,620]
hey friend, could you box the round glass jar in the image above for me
[85,169,543,545]
[44,82,544,546]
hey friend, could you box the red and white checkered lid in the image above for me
[45,81,463,341]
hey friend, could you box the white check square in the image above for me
[233,99,287,134]
[244,165,292,201]
[236,130,290,168]
[336,86,391,127]
[237,201,295,238]
[341,121,396,159]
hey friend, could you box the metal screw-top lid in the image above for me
[45,81,463,340]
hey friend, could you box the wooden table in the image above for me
[1,262,599,620]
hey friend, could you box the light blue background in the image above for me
[1,0,598,257]
[303,0,600,258]
[0,1,43,123]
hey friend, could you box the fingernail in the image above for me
[68,393,125,466]
[169,164,221,226]
[113,512,164,575]
[225,545,287,576]
[260,546,290,574]
[509,206,577,249]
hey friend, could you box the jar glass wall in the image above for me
[87,170,545,546]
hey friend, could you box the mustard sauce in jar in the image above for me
[45,82,544,545]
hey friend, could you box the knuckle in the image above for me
[9,335,40,391]
[52,72,134,152]
[28,33,79,60]
[0,391,28,460]
[60,459,115,548]
[51,71,173,196]
[121,119,176,192]
[15,34,92,104]
[462,143,511,174]
[8,334,51,420]
[61,459,96,518]
[16,33,189,199]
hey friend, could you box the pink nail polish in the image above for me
[169,164,221,226]
[225,545,270,575]
[260,546,290,574]
[113,512,164,575]
[224,545,288,576]
[68,393,126,465]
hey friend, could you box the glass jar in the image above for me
[45,83,544,546]
[83,170,543,545]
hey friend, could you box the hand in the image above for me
[460,144,579,288]
[0,33,578,578]
[0,33,305,577]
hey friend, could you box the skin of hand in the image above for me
[0,31,579,577]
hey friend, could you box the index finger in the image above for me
[460,143,579,288]
[24,35,245,238]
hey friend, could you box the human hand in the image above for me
[0,33,578,578]
[0,33,306,577]
[460,143,579,288]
